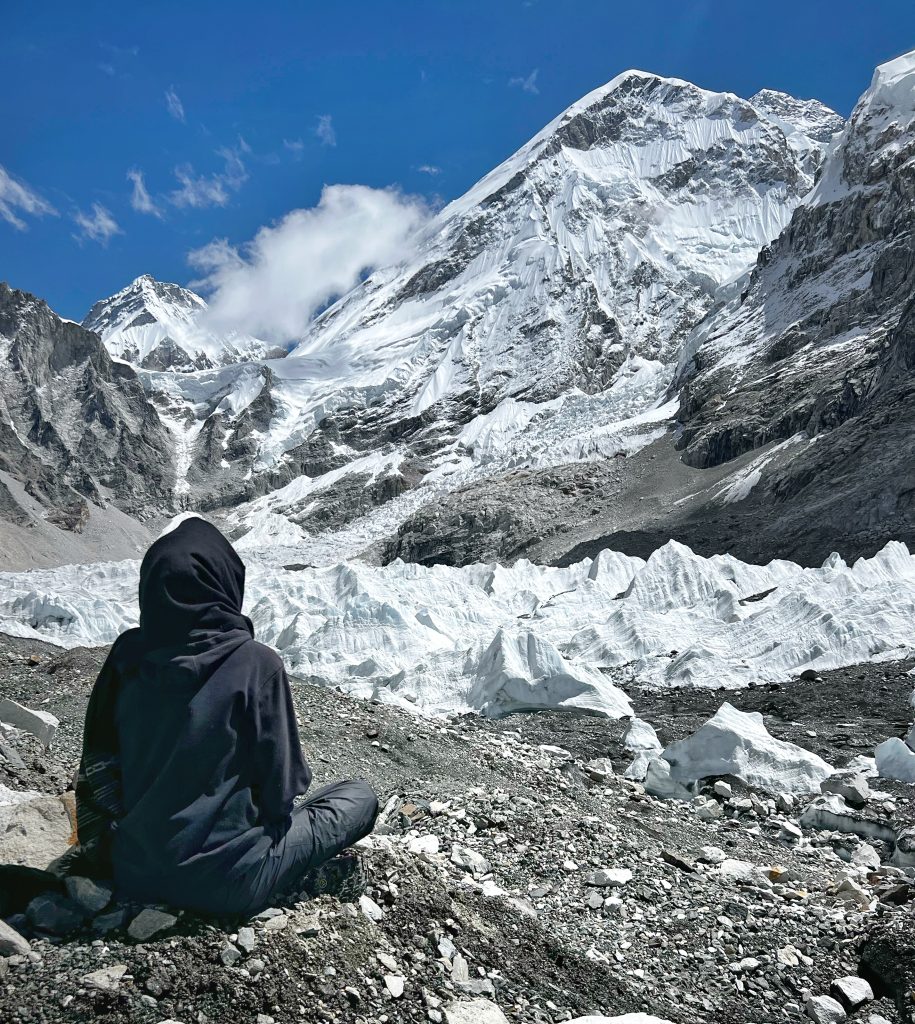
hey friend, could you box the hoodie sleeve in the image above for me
[76,635,133,867]
[252,666,312,825]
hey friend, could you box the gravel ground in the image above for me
[0,631,914,1024]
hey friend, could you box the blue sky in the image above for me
[3,0,914,322]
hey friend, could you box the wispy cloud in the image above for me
[315,114,336,147]
[169,144,248,209]
[417,164,441,176]
[73,203,122,245]
[283,138,305,160]
[0,165,58,231]
[98,42,138,78]
[127,168,164,218]
[509,68,540,95]
[189,184,430,342]
[165,85,186,123]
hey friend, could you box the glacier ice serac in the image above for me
[3,536,915,719]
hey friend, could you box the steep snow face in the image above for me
[152,71,840,541]
[83,275,278,372]
[3,537,915,716]
[288,72,838,414]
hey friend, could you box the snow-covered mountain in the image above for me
[82,275,283,372]
[142,71,842,543]
[15,52,915,573]
[386,49,915,570]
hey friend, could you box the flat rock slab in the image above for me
[80,964,128,992]
[127,908,177,941]
[444,998,510,1024]
[0,698,59,747]
[0,791,71,869]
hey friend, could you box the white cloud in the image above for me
[0,165,58,230]
[315,114,336,147]
[509,69,540,95]
[127,168,163,218]
[189,184,429,343]
[169,145,247,209]
[73,203,122,245]
[417,164,441,175]
[165,86,186,123]
[283,138,305,159]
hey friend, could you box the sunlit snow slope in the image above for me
[145,71,840,545]
[3,537,913,718]
[83,275,280,372]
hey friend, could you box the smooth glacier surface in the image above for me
[2,538,915,718]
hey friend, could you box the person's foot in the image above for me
[294,852,367,903]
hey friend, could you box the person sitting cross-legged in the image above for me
[74,517,379,915]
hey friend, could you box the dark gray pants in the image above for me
[240,779,379,915]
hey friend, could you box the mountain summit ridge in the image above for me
[82,275,283,373]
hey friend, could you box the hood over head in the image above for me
[138,517,253,648]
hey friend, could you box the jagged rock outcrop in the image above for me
[0,282,175,531]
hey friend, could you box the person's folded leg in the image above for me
[247,779,378,910]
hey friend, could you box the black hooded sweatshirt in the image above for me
[76,517,312,911]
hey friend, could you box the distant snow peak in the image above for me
[82,274,279,372]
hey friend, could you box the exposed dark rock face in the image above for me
[383,57,915,570]
[0,283,175,530]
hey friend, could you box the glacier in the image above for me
[2,535,915,718]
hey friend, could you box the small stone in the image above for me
[377,951,398,972]
[359,895,384,922]
[65,876,112,915]
[822,773,871,809]
[408,834,440,856]
[236,926,256,953]
[0,919,30,956]
[253,906,283,920]
[344,986,361,1005]
[384,974,405,998]
[694,796,723,821]
[80,964,128,992]
[852,843,881,871]
[248,958,266,976]
[586,890,604,910]
[586,868,632,887]
[695,846,726,865]
[93,907,129,933]
[831,976,874,1010]
[450,845,491,877]
[584,757,614,783]
[444,996,508,1022]
[780,821,803,843]
[806,994,847,1024]
[263,914,288,932]
[292,913,321,937]
[127,908,177,941]
[220,943,242,967]
[661,850,696,873]
[26,892,85,935]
